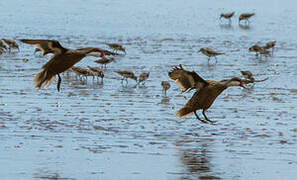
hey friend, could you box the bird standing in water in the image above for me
[220,12,235,23]
[20,39,104,92]
[241,71,255,81]
[169,65,253,123]
[116,70,137,84]
[239,13,255,24]
[161,81,171,96]
[138,72,150,85]
[199,48,224,63]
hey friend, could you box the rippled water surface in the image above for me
[1,0,297,179]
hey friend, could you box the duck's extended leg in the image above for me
[202,109,215,124]
[57,73,62,92]
[194,111,208,123]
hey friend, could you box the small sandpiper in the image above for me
[220,12,235,23]
[94,57,115,68]
[161,81,171,96]
[116,70,137,84]
[239,13,255,24]
[137,72,150,85]
[199,48,224,62]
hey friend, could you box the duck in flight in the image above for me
[20,39,105,92]
[168,65,266,124]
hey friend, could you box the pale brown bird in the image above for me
[249,44,270,58]
[161,81,171,96]
[87,66,104,82]
[2,39,19,52]
[116,70,137,84]
[94,57,115,68]
[169,65,247,123]
[138,72,150,85]
[239,13,255,24]
[241,70,255,81]
[263,41,276,54]
[20,39,104,91]
[199,48,224,62]
[249,44,262,55]
[71,66,95,81]
[106,43,126,54]
[220,12,235,22]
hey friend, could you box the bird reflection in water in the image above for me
[178,139,220,180]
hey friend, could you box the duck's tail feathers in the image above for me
[34,70,56,89]
[175,106,194,118]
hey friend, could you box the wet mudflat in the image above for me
[0,0,297,179]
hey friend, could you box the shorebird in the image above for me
[249,44,262,56]
[116,70,137,84]
[2,39,19,52]
[106,43,126,54]
[239,13,255,24]
[169,65,255,123]
[94,57,114,68]
[199,48,224,62]
[137,72,150,85]
[241,70,255,81]
[71,66,95,81]
[87,66,104,82]
[20,39,104,91]
[161,81,171,96]
[220,12,235,23]
[263,41,276,54]
[249,44,270,59]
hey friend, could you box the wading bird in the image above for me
[116,70,137,84]
[249,44,270,58]
[239,13,255,24]
[169,65,260,123]
[20,39,104,91]
[220,12,235,23]
[199,48,224,62]
[263,41,276,55]
[94,57,114,68]
[2,39,19,52]
[71,66,95,81]
[87,66,104,82]
[138,72,150,85]
[161,81,171,96]
[241,70,255,81]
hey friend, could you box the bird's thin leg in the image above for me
[57,73,62,92]
[194,111,208,123]
[215,56,218,63]
[202,109,215,124]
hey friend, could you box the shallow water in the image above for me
[1,0,297,179]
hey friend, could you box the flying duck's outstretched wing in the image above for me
[168,64,208,93]
[20,39,66,56]
[77,47,120,56]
